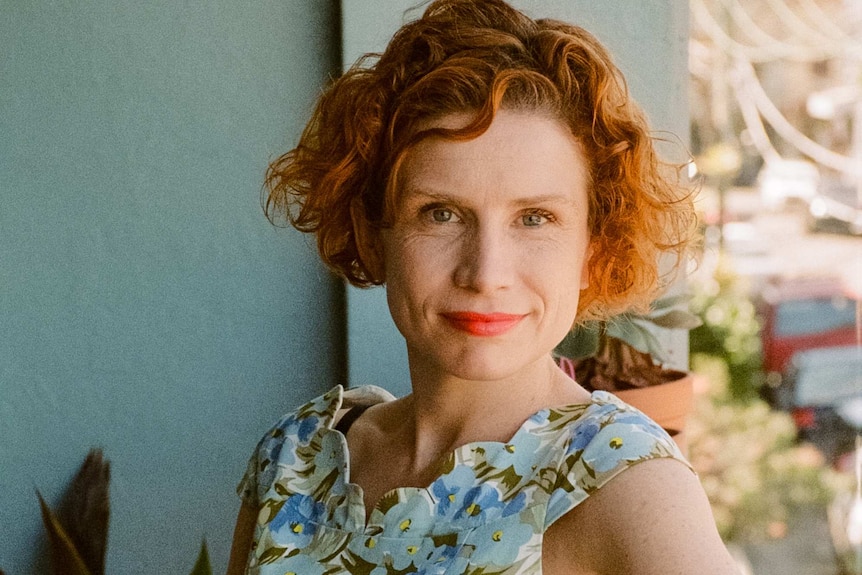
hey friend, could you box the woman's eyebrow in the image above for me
[510,194,578,207]
[399,188,457,203]
[402,189,578,207]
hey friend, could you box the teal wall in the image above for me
[1,1,343,572]
[343,0,690,395]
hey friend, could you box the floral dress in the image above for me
[237,385,690,575]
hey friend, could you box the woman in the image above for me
[228,1,738,573]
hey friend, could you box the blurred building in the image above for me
[690,0,861,186]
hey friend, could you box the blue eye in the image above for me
[432,209,455,223]
[522,213,548,227]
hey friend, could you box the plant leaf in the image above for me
[649,293,691,311]
[606,323,648,356]
[607,319,667,362]
[58,449,110,575]
[648,309,703,329]
[189,539,212,575]
[37,491,94,575]
[637,329,668,363]
[606,317,652,349]
[555,322,600,360]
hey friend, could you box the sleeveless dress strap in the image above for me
[335,405,368,434]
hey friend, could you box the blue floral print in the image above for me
[453,484,505,525]
[416,544,470,575]
[585,423,671,474]
[431,465,476,518]
[237,385,690,574]
[565,417,602,455]
[468,515,534,566]
[378,496,436,538]
[258,552,327,575]
[269,494,327,548]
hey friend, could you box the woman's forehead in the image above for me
[395,110,589,206]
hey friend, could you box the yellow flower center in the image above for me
[291,523,303,534]
[609,437,624,449]
[504,444,516,453]
[365,538,376,549]
[466,503,481,516]
[399,519,412,531]
[448,494,456,502]
[492,530,503,542]
[407,545,419,555]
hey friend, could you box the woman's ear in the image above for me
[350,198,385,283]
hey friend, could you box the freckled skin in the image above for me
[382,110,592,384]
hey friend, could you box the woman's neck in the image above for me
[398,353,589,472]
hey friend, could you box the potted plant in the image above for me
[555,293,703,450]
[13,449,213,575]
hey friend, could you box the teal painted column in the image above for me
[1,1,343,572]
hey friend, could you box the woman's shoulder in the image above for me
[541,393,727,573]
[541,391,691,527]
[236,385,396,503]
[545,456,737,574]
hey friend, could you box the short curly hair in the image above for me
[264,0,696,321]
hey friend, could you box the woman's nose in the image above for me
[452,226,514,293]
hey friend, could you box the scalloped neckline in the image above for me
[327,386,616,528]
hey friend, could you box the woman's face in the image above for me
[379,110,592,382]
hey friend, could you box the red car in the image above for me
[758,276,859,376]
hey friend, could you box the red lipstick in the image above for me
[442,312,526,336]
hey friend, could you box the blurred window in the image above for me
[775,297,856,337]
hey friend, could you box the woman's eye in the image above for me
[521,212,549,227]
[430,208,457,223]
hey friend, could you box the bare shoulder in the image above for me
[544,458,739,575]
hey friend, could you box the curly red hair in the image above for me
[264,0,696,321]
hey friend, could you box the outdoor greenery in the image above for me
[687,264,851,543]
[689,262,764,402]
[687,355,849,542]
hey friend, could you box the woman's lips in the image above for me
[441,311,526,336]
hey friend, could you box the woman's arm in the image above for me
[544,458,739,575]
[225,501,257,575]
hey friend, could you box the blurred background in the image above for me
[686,0,861,573]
